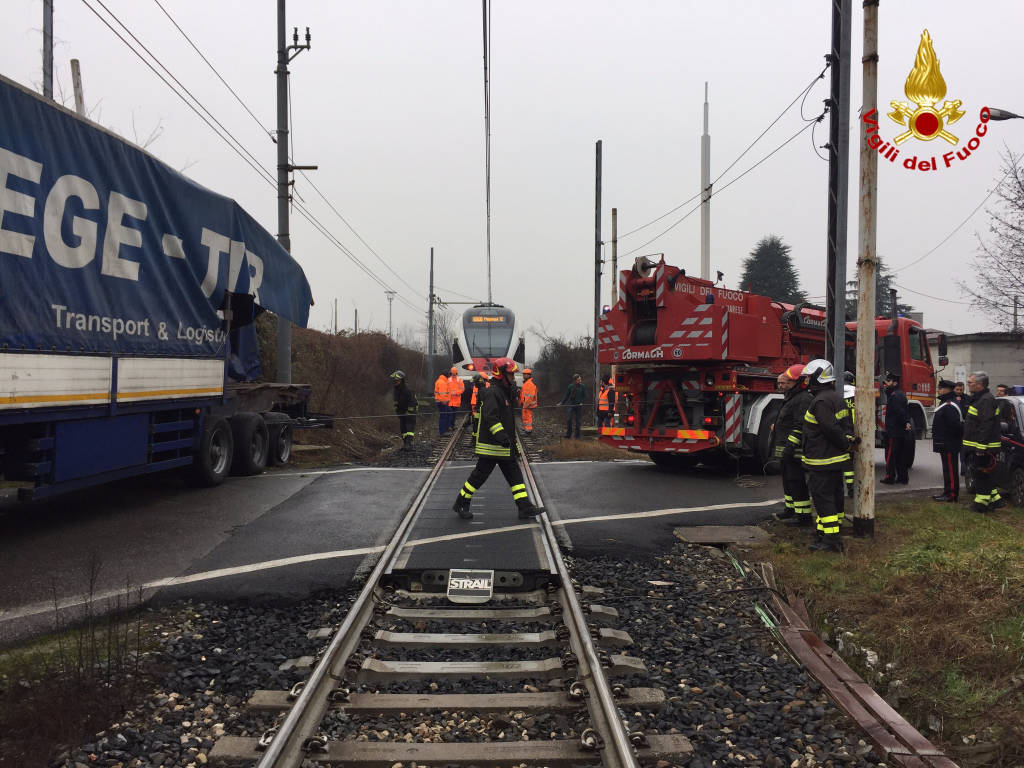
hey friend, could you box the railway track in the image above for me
[210,417,692,767]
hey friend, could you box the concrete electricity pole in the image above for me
[427,248,435,389]
[275,1,313,384]
[700,83,711,281]
[610,207,618,387]
[43,0,53,100]
[385,290,396,338]
[70,59,85,115]
[594,140,603,427]
[825,0,852,386]
[854,0,880,539]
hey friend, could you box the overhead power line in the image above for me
[618,62,829,241]
[82,0,420,314]
[893,283,971,306]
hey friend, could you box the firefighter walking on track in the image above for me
[963,370,1005,513]
[774,364,813,526]
[390,371,417,451]
[453,358,544,521]
[800,359,856,553]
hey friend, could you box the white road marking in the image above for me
[0,497,782,625]
[259,466,430,477]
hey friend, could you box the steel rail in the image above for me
[518,444,641,768]
[255,421,468,768]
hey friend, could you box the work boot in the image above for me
[774,508,796,521]
[809,535,843,553]
[403,435,413,451]
[784,514,812,527]
[453,496,473,520]
[969,501,989,514]
[932,494,953,502]
[879,477,895,485]
[517,500,544,520]
[992,498,1007,510]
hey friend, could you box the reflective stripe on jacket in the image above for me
[598,384,614,412]
[448,375,465,407]
[475,384,515,458]
[434,375,449,403]
[963,388,1001,451]
[801,388,854,469]
[393,383,418,415]
[519,379,538,409]
[775,387,812,457]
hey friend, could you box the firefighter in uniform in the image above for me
[800,359,856,553]
[963,370,1005,513]
[453,358,544,520]
[880,371,912,484]
[390,370,417,450]
[931,378,962,502]
[597,375,615,429]
[448,366,465,429]
[519,368,538,433]
[774,364,813,525]
[843,373,856,500]
[434,371,450,436]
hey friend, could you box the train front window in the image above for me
[463,308,515,357]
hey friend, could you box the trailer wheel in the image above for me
[192,417,234,487]
[757,403,782,475]
[230,412,269,476]
[263,412,293,466]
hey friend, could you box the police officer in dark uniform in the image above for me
[390,370,417,451]
[453,358,544,520]
[963,370,1005,512]
[880,371,912,485]
[800,359,856,553]
[931,379,962,502]
[774,364,813,525]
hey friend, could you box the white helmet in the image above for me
[802,358,836,385]
[843,384,855,399]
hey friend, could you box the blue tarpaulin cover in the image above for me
[0,74,312,360]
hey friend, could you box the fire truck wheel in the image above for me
[649,452,698,472]
[230,412,269,476]
[757,403,782,474]
[191,417,234,487]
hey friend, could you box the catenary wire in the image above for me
[620,113,823,259]
[892,166,1013,273]
[82,0,420,315]
[892,283,971,305]
[617,62,829,241]
[150,0,274,139]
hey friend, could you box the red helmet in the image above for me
[491,357,519,377]
[783,363,805,381]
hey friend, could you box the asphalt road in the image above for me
[0,443,944,645]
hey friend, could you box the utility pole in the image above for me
[385,290,396,338]
[482,0,493,303]
[70,60,85,116]
[594,140,602,427]
[610,207,618,387]
[43,0,53,100]
[854,0,879,539]
[333,298,338,334]
[825,0,852,389]
[1014,295,1019,333]
[427,248,435,388]
[354,308,358,334]
[275,1,313,384]
[700,83,711,281]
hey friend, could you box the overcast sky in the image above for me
[3,0,1022,355]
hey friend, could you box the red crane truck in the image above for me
[596,256,944,470]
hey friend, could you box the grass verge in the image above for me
[746,494,1024,766]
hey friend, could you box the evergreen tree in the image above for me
[845,254,914,318]
[739,235,806,303]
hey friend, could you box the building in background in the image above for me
[927,332,1024,389]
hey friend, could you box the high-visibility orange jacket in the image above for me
[448,375,465,407]
[434,375,449,403]
[471,380,489,410]
[519,378,538,409]
[598,383,614,412]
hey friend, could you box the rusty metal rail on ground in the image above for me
[759,563,959,768]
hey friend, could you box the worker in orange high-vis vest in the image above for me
[448,366,465,430]
[434,371,451,436]
[597,374,615,429]
[519,368,538,433]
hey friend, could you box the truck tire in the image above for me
[191,417,234,487]
[230,412,269,476]
[263,412,293,466]
[906,437,916,469]
[1011,466,1024,508]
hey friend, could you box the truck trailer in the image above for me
[0,75,316,500]
[596,256,942,470]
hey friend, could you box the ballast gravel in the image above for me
[54,542,884,768]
